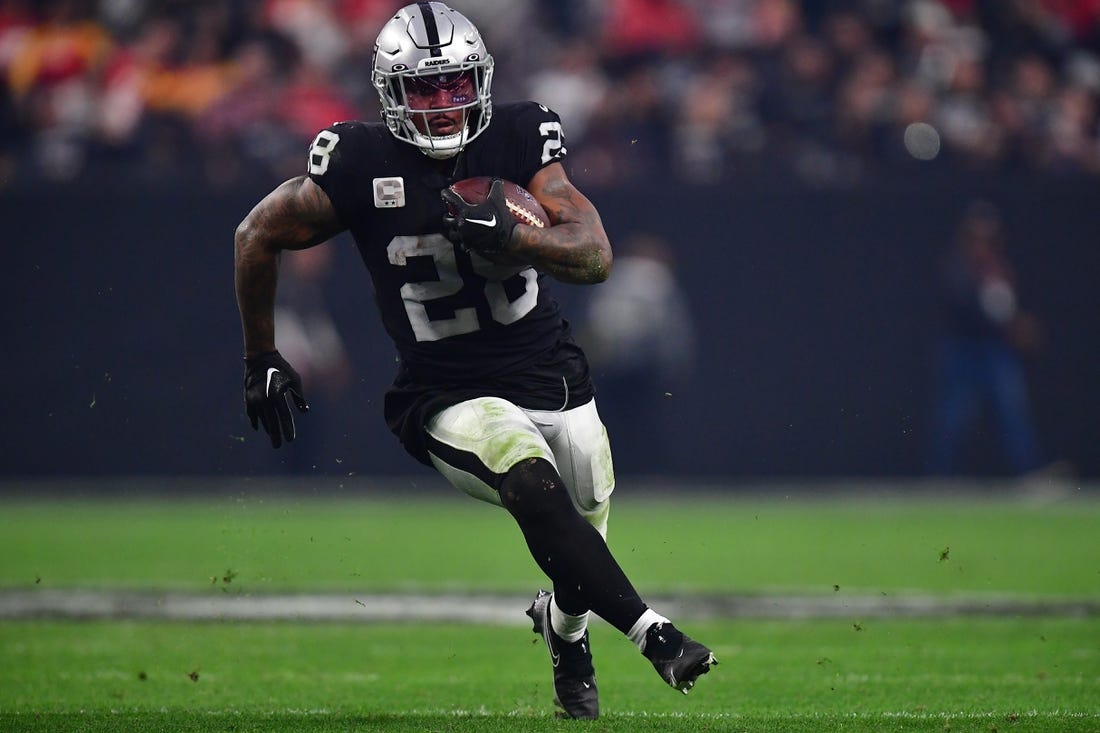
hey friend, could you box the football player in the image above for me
[234,2,716,719]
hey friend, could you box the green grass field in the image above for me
[1,484,1098,731]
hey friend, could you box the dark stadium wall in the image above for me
[3,174,1099,480]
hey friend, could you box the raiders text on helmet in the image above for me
[372,2,494,159]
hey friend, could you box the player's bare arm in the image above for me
[512,162,612,285]
[234,175,344,357]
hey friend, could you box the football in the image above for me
[446,177,550,229]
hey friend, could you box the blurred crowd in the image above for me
[4,0,1100,188]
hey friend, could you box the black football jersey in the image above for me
[307,102,572,384]
[305,103,595,463]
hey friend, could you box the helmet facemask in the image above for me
[372,3,494,159]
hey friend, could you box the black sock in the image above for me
[498,457,646,634]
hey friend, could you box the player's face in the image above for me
[403,71,474,136]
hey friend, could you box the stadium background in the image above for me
[2,0,1098,482]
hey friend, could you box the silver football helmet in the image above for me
[372,3,494,159]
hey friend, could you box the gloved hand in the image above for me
[441,177,517,255]
[243,350,309,448]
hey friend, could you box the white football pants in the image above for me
[425,396,615,538]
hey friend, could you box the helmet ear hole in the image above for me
[371,2,494,158]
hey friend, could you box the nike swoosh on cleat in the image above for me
[466,215,497,227]
[544,624,561,668]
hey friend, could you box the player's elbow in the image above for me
[584,221,613,283]
[234,216,257,253]
[589,247,612,283]
[568,245,611,284]
[234,215,273,262]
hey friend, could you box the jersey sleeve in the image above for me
[511,102,568,185]
[305,121,369,227]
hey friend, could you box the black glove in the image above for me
[441,178,517,254]
[243,350,309,449]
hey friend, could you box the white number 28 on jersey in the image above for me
[387,235,539,342]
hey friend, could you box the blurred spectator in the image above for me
[1043,82,1100,170]
[0,0,27,186]
[337,0,406,51]
[673,51,763,182]
[273,245,353,474]
[570,63,670,186]
[277,56,362,141]
[4,0,1100,186]
[578,233,696,474]
[934,50,1005,166]
[750,0,804,52]
[0,1,33,84]
[193,34,288,185]
[262,0,348,74]
[821,6,879,78]
[534,0,588,37]
[526,38,608,143]
[5,0,112,180]
[834,48,897,160]
[762,33,835,144]
[193,30,362,185]
[0,81,16,187]
[5,1,110,98]
[926,201,1046,477]
[96,17,182,153]
[600,0,700,64]
[997,52,1060,168]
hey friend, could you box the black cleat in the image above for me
[526,590,599,719]
[643,621,718,694]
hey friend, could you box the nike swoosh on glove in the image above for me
[441,177,518,254]
[243,350,309,448]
